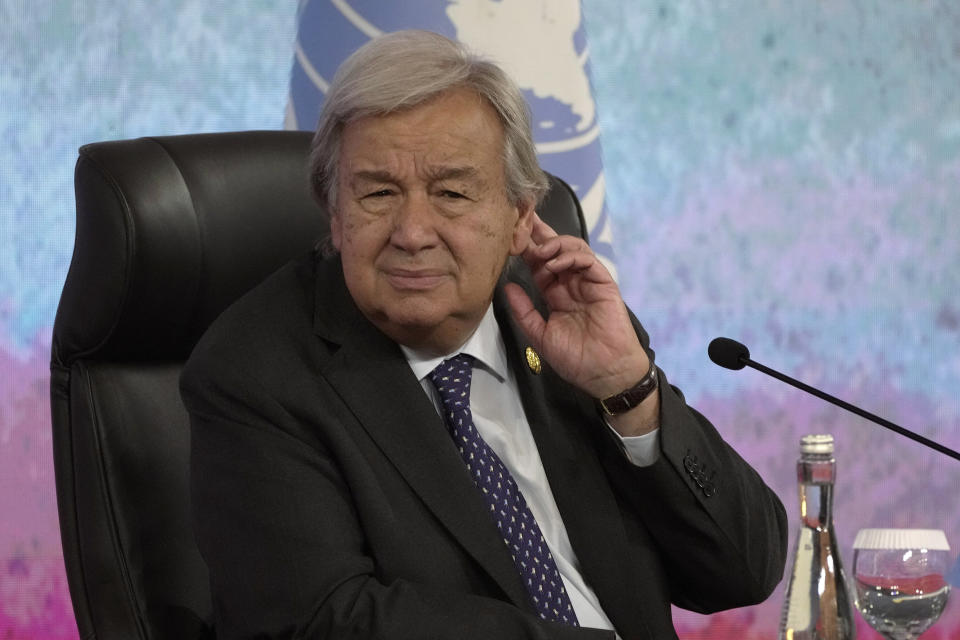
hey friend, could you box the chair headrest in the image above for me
[53,131,326,365]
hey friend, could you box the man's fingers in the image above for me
[529,213,559,244]
[519,216,616,296]
[525,234,591,266]
[544,250,595,274]
[526,253,590,292]
[527,241,612,286]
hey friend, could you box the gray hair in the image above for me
[308,30,549,229]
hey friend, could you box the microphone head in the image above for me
[708,337,750,370]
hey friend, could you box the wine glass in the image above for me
[852,528,951,640]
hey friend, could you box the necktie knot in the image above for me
[428,354,475,415]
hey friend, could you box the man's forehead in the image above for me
[339,90,505,172]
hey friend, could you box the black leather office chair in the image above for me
[50,130,588,639]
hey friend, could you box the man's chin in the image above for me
[384,308,449,337]
[374,306,477,354]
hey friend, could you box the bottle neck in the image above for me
[797,453,836,530]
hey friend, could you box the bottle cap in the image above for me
[853,528,950,551]
[800,434,834,454]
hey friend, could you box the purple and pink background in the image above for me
[2,1,959,637]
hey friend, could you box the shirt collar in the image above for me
[400,305,508,383]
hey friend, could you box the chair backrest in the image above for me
[50,130,588,639]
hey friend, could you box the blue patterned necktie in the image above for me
[429,354,579,626]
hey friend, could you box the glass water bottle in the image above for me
[778,434,855,639]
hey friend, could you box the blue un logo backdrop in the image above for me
[285,0,616,275]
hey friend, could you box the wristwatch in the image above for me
[597,360,659,416]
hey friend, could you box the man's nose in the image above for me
[390,192,439,252]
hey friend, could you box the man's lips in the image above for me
[382,268,449,290]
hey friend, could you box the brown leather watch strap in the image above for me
[597,361,659,416]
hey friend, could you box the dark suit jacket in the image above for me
[181,251,787,640]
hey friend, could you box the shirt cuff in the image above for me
[604,420,660,467]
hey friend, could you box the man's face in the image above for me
[331,88,534,354]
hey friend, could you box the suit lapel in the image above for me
[311,257,532,610]
[494,290,653,639]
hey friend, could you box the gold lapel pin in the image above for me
[525,347,542,375]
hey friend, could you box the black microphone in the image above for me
[708,337,960,462]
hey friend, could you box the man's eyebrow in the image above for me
[426,166,481,182]
[348,166,483,185]
[349,169,395,184]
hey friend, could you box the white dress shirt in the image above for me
[401,305,660,632]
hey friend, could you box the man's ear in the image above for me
[509,200,535,255]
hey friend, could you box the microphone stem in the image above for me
[743,358,960,462]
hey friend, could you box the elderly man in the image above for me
[182,30,786,639]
